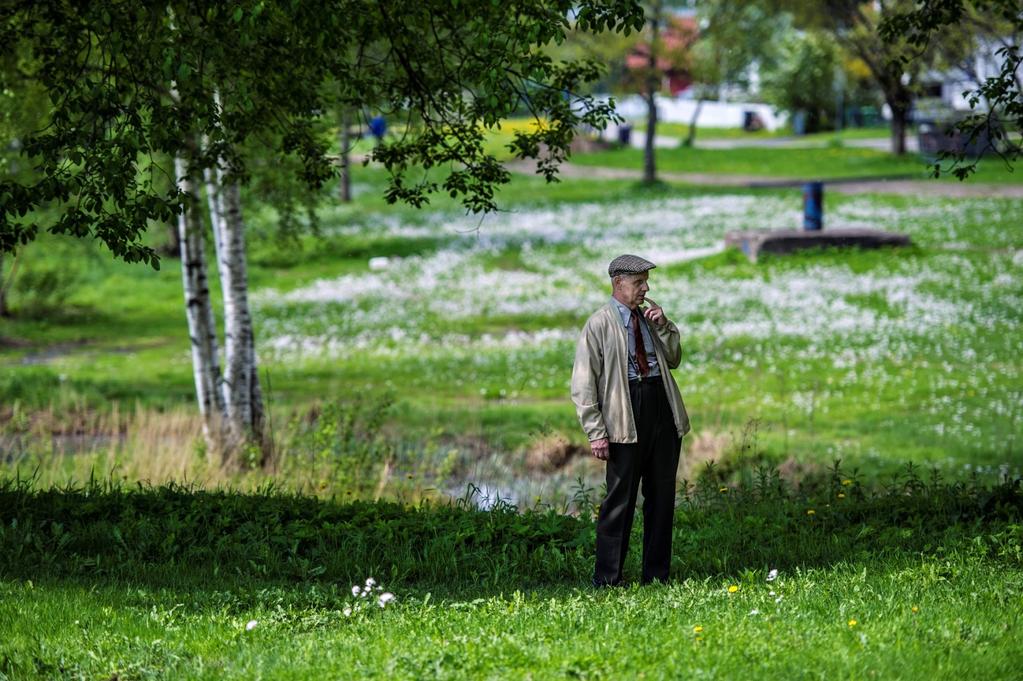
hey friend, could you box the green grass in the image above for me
[1,473,1021,679]
[5,566,1021,679]
[570,144,1023,183]
[631,122,895,142]
[634,121,782,140]
[572,145,926,179]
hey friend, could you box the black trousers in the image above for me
[593,376,681,586]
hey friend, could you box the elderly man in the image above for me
[571,254,691,586]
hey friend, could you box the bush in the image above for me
[6,243,86,318]
[761,31,841,134]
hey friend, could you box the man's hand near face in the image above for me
[642,297,667,327]
[590,437,609,460]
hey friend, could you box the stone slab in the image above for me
[724,228,912,263]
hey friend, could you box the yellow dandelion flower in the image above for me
[693,625,703,633]
[842,479,853,486]
[848,619,857,627]
[728,585,739,593]
[837,493,846,499]
[807,509,816,515]
[911,606,919,614]
[719,487,728,493]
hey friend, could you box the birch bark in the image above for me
[206,161,265,455]
[176,154,226,444]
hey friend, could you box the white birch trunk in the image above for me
[176,154,226,444]
[206,160,265,454]
[203,165,226,268]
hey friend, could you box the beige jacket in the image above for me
[571,302,691,443]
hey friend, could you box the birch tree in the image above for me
[201,87,265,455]
[205,161,264,453]
[176,154,226,440]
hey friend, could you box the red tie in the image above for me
[630,308,649,377]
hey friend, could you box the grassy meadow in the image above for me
[2,134,1022,678]
[3,162,1020,496]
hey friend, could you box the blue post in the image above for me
[803,181,823,231]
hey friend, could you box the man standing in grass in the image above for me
[571,254,691,586]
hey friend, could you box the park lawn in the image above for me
[1,479,1021,680]
[632,121,781,140]
[630,122,896,143]
[5,563,1021,680]
[569,144,1023,184]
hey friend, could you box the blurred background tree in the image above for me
[881,0,1021,177]
[760,31,842,135]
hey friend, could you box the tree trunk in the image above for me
[685,97,705,147]
[176,154,226,446]
[339,108,352,202]
[887,90,910,155]
[0,255,8,318]
[643,2,661,184]
[203,166,226,264]
[890,111,907,155]
[0,249,20,318]
[206,161,266,460]
[162,219,182,258]
[875,71,912,156]
[219,177,264,453]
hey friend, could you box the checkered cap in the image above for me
[608,254,656,278]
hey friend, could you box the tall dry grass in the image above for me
[2,399,436,500]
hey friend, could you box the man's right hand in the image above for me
[590,437,609,461]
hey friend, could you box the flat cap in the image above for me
[608,254,656,278]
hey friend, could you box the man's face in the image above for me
[614,272,650,309]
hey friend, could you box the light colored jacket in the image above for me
[571,302,691,443]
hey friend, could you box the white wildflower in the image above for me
[351,585,361,597]
[767,569,778,582]
[343,607,352,617]
[245,620,258,631]
[749,609,760,616]
[365,577,377,588]
[378,592,395,608]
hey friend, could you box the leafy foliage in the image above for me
[761,31,842,133]
[0,1,644,266]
